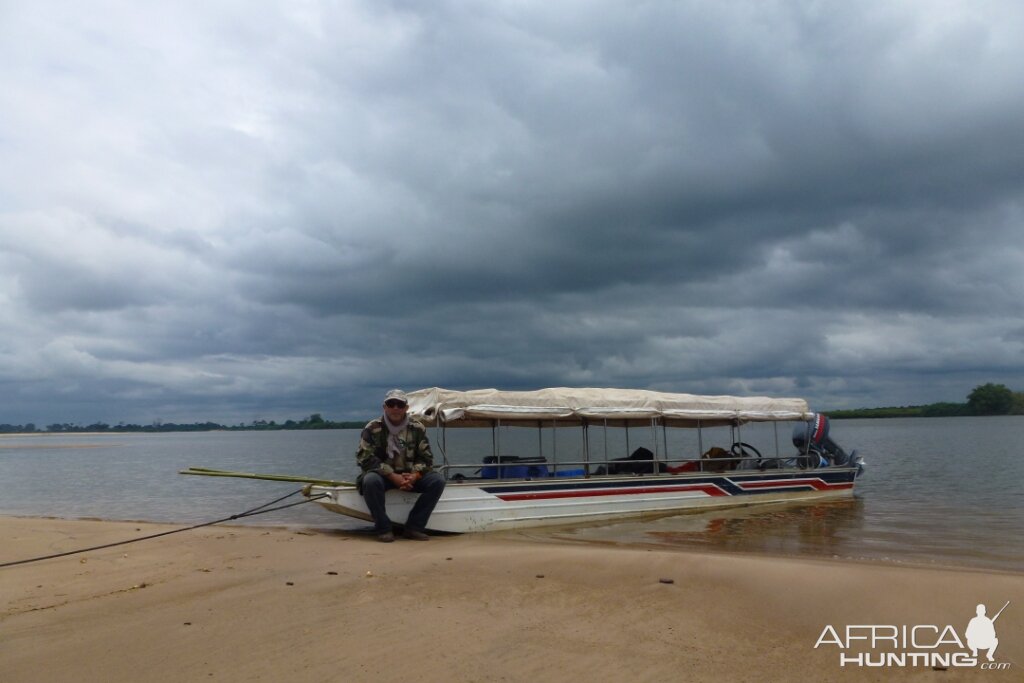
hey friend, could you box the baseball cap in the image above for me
[383,389,408,405]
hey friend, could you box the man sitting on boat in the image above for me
[356,389,446,542]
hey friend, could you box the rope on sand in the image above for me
[0,489,328,569]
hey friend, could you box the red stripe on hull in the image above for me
[737,479,853,491]
[496,483,728,502]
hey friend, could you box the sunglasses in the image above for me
[384,400,408,409]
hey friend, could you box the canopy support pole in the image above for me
[662,420,668,465]
[552,419,558,462]
[650,418,658,461]
[537,420,543,459]
[603,419,608,464]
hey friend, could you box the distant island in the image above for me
[2,383,1022,434]
[0,413,366,434]
[827,383,1024,419]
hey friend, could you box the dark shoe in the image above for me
[377,531,395,543]
[402,528,429,541]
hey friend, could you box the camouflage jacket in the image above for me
[355,417,434,476]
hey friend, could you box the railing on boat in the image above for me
[430,416,839,482]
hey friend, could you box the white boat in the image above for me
[306,387,864,533]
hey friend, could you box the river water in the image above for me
[1,417,1021,572]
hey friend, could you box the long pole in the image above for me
[180,467,353,487]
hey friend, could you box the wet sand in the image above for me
[2,516,1021,682]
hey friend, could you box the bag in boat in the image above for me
[700,446,737,473]
[599,447,666,475]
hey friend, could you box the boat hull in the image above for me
[308,468,858,533]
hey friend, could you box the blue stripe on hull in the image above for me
[477,468,857,497]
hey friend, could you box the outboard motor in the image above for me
[792,413,853,468]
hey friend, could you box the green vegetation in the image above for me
[829,383,1024,419]
[0,414,367,434]
[3,383,1022,431]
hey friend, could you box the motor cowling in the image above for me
[792,413,850,466]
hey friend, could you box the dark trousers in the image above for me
[361,471,446,533]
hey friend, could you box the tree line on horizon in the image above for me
[0,413,367,434]
[1,383,1022,433]
[827,383,1024,419]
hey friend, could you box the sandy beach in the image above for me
[2,516,1021,682]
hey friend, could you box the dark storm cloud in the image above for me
[2,1,1024,425]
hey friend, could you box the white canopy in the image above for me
[405,387,812,428]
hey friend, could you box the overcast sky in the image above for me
[2,1,1023,426]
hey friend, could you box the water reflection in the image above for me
[519,498,868,561]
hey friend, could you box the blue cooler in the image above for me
[554,468,586,477]
[481,456,549,479]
